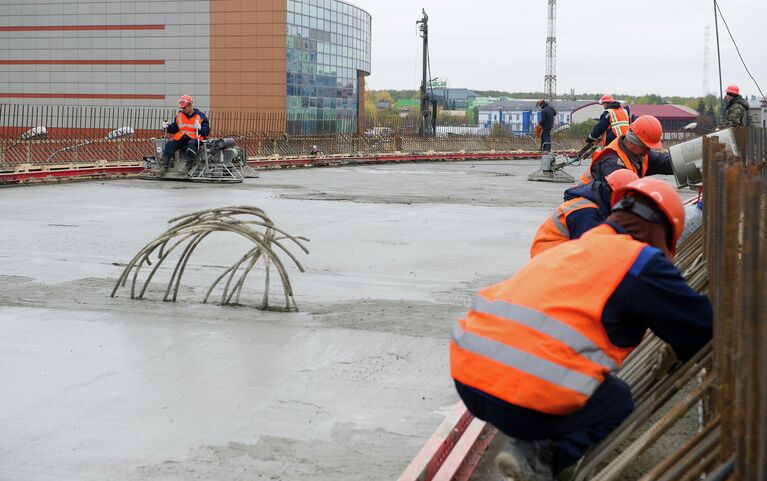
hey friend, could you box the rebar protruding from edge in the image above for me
[111,206,309,310]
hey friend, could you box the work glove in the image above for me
[162,120,170,130]
[584,137,595,145]
[194,119,202,130]
[650,344,679,380]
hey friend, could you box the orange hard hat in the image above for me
[178,95,194,107]
[611,178,685,254]
[605,169,639,191]
[726,84,739,96]
[600,94,614,104]
[629,115,663,149]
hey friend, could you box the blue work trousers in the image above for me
[455,375,633,474]
[162,136,200,166]
[540,129,552,152]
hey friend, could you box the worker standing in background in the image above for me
[579,115,673,186]
[529,169,638,257]
[536,99,557,153]
[585,95,632,147]
[723,84,749,127]
[450,178,713,480]
[158,95,211,175]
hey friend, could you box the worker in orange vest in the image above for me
[159,95,211,174]
[579,115,673,186]
[450,178,712,479]
[585,94,633,147]
[529,169,638,257]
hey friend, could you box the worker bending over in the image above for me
[585,94,632,147]
[579,115,672,186]
[159,95,211,174]
[529,169,638,257]
[450,178,712,480]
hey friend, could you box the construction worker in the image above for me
[159,95,211,174]
[450,178,713,480]
[585,94,632,147]
[723,84,749,127]
[529,169,638,257]
[535,100,557,153]
[579,115,672,186]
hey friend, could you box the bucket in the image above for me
[669,129,739,188]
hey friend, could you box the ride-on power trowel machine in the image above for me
[140,135,255,183]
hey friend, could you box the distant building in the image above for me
[377,100,391,109]
[477,99,598,135]
[628,105,697,138]
[431,88,479,110]
[747,97,767,127]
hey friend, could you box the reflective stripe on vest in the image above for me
[173,112,201,141]
[589,138,648,180]
[450,223,643,415]
[452,323,601,397]
[530,197,598,257]
[470,296,617,370]
[602,108,630,145]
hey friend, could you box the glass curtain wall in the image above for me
[286,0,371,134]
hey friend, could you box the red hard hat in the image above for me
[611,178,685,254]
[629,115,663,149]
[178,95,194,107]
[605,169,639,191]
[600,94,614,104]
[536,99,546,107]
[726,84,739,96]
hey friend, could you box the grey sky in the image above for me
[353,0,766,98]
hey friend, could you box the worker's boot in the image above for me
[495,437,555,481]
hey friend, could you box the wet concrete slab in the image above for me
[0,160,579,480]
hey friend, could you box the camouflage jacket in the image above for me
[725,97,749,127]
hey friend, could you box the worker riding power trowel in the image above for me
[140,135,248,183]
[528,142,597,183]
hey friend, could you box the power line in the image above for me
[715,1,766,101]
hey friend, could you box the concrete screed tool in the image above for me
[528,143,597,183]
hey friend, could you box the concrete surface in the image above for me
[0,159,575,481]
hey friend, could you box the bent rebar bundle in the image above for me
[111,206,309,310]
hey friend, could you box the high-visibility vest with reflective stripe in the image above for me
[579,138,648,185]
[530,197,598,258]
[602,108,630,145]
[450,223,642,415]
[173,112,202,141]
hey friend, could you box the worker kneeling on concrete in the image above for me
[450,178,712,480]
[530,169,638,258]
[579,115,672,186]
[159,95,211,174]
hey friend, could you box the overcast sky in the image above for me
[353,0,766,98]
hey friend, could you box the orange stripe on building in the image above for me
[0,93,166,100]
[0,25,165,32]
[0,60,165,65]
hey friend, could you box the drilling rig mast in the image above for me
[544,0,557,102]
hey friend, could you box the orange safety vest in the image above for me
[172,112,202,141]
[578,137,648,185]
[530,197,598,258]
[450,224,643,415]
[602,108,631,145]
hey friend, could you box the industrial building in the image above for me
[477,99,600,134]
[0,0,371,134]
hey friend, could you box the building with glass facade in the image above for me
[0,0,372,134]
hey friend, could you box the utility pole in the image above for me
[713,0,724,124]
[544,0,557,102]
[417,9,431,136]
